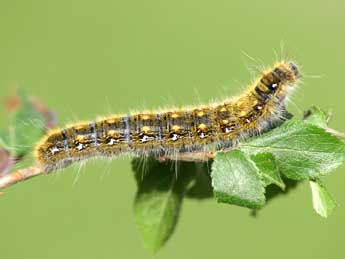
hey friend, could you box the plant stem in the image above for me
[0,166,44,191]
[326,127,345,139]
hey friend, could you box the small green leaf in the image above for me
[250,152,285,190]
[132,157,194,253]
[241,120,345,180]
[10,90,45,157]
[303,106,330,128]
[310,179,337,218]
[211,150,266,209]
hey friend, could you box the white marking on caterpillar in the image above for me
[50,146,60,154]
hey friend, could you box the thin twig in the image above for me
[0,166,44,191]
[157,151,216,162]
[326,128,345,139]
[157,146,239,162]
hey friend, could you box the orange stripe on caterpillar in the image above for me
[34,61,300,172]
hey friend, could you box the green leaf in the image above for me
[240,120,345,180]
[211,150,266,209]
[250,152,285,190]
[303,106,330,128]
[309,179,337,218]
[132,157,194,253]
[10,90,45,157]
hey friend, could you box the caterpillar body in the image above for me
[35,61,300,172]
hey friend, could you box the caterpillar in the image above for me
[34,61,300,172]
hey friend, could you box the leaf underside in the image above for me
[132,158,196,253]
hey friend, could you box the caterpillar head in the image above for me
[274,61,300,84]
[269,61,301,103]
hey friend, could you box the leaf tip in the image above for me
[310,179,337,218]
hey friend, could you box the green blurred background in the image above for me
[1,0,344,258]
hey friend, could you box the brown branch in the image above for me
[0,166,44,192]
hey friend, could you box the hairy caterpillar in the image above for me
[34,61,300,172]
